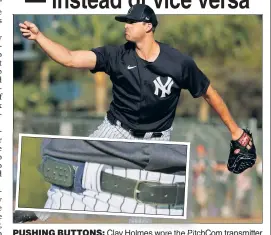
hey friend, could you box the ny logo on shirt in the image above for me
[153,77,174,98]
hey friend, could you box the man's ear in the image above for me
[145,23,153,33]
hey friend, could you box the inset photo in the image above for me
[15,134,190,221]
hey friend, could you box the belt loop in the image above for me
[174,182,185,206]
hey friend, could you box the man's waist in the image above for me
[38,156,185,206]
[107,110,172,133]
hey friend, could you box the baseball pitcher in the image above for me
[16,3,257,223]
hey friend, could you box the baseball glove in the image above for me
[227,129,257,174]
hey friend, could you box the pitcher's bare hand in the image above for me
[19,21,41,40]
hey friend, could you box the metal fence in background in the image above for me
[14,112,263,158]
[13,112,263,219]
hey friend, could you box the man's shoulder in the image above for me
[159,42,194,64]
[104,41,133,49]
[102,42,134,55]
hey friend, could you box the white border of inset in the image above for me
[15,133,191,220]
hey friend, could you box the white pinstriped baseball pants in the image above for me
[37,116,185,221]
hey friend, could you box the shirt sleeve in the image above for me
[89,45,118,75]
[181,58,210,98]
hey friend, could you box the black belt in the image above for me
[101,172,185,206]
[39,158,185,206]
[107,113,163,138]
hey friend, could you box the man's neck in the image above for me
[135,37,160,62]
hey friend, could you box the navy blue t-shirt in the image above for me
[90,41,210,132]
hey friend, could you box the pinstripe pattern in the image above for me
[90,117,172,140]
[38,116,185,221]
[41,164,185,215]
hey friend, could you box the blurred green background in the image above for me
[18,137,50,208]
[13,15,263,223]
[13,15,262,122]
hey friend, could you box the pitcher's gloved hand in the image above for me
[227,129,257,174]
[13,210,38,223]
